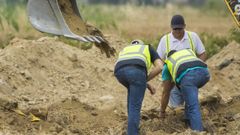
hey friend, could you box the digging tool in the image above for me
[27,0,103,43]
[27,0,115,57]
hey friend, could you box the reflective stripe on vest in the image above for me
[165,49,199,83]
[117,45,152,71]
[165,31,196,55]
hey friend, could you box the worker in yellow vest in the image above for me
[161,49,210,131]
[157,14,207,116]
[114,40,163,135]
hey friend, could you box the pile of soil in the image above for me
[0,37,240,135]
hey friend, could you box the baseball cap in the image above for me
[171,15,185,29]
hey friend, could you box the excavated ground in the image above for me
[0,37,240,135]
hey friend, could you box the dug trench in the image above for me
[1,94,240,134]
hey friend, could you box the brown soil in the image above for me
[58,0,88,35]
[58,0,116,58]
[0,37,240,135]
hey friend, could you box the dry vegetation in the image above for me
[0,6,42,48]
[0,2,238,57]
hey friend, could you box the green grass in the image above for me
[200,0,229,17]
[0,3,42,48]
[200,32,229,58]
[229,28,240,43]
[79,4,125,30]
[58,36,93,50]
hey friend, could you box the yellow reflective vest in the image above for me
[165,31,196,55]
[165,49,204,83]
[117,44,152,71]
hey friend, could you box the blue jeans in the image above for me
[179,68,210,131]
[114,66,147,135]
[169,86,184,108]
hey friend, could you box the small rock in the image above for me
[217,59,233,70]
[68,54,78,62]
[69,126,81,134]
[55,124,63,133]
[218,127,227,133]
[108,67,114,72]
[7,117,18,125]
[20,70,32,80]
[91,112,98,116]
[37,37,51,42]
[228,75,234,80]
[22,96,30,102]
[202,108,210,116]
[221,96,233,104]
[233,113,240,120]
[84,80,90,89]
[224,113,234,121]
[99,95,114,101]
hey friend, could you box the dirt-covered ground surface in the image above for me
[0,36,240,135]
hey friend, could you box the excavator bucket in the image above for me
[27,0,115,57]
[27,0,104,43]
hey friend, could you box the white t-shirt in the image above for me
[157,31,205,60]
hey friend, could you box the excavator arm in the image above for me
[27,0,115,57]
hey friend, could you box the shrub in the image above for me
[200,32,229,58]
[229,28,240,43]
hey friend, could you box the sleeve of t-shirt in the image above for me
[156,36,167,60]
[162,64,172,81]
[149,45,160,63]
[192,32,206,55]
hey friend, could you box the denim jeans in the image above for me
[114,66,147,135]
[179,68,210,131]
[169,86,184,108]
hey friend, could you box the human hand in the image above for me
[147,83,156,95]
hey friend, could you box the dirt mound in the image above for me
[201,41,240,103]
[0,36,128,134]
[0,37,240,134]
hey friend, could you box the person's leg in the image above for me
[180,84,202,131]
[127,69,146,135]
[115,66,147,135]
[168,86,184,109]
[115,68,130,114]
[161,64,184,109]
[127,83,146,135]
[179,68,210,131]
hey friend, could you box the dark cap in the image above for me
[171,15,185,29]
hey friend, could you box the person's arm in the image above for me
[160,80,174,118]
[147,45,164,81]
[147,59,163,81]
[198,52,207,62]
[157,35,167,60]
[193,32,207,61]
